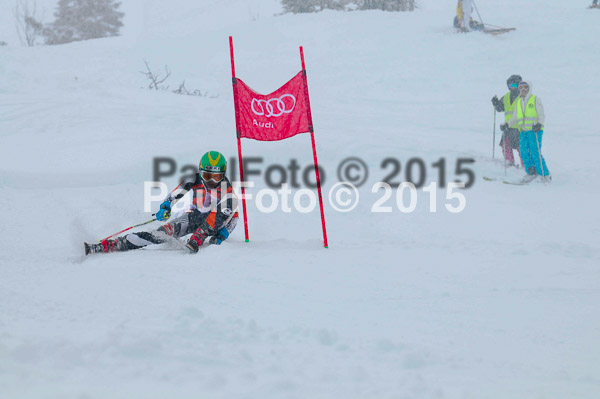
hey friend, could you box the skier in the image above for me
[455,0,475,32]
[591,0,599,9]
[505,81,551,183]
[492,74,524,168]
[85,151,239,255]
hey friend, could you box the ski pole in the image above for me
[472,0,485,26]
[493,109,496,159]
[504,136,507,176]
[534,130,547,184]
[101,216,157,242]
[484,23,506,29]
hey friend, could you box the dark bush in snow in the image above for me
[44,0,124,45]
[282,0,415,13]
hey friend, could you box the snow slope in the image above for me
[1,1,600,398]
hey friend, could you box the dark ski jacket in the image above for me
[165,174,239,233]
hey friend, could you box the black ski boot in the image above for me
[84,242,104,255]
[84,237,129,255]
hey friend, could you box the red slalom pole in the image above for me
[229,36,250,242]
[300,46,329,248]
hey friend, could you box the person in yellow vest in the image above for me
[455,0,481,32]
[492,74,524,168]
[505,81,551,183]
[454,0,473,32]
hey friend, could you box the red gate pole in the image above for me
[300,46,329,248]
[229,36,250,242]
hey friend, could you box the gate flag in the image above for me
[230,36,328,248]
[235,72,311,141]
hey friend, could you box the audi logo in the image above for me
[251,94,296,118]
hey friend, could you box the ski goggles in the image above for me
[200,170,225,182]
[509,83,519,88]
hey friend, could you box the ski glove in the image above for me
[213,227,230,245]
[156,201,171,221]
[532,123,542,133]
[491,96,500,107]
[500,123,509,132]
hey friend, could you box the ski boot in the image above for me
[519,166,538,184]
[521,174,538,184]
[541,174,552,183]
[84,237,128,255]
[186,228,208,254]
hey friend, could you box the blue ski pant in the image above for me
[520,130,550,176]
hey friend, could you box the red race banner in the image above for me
[229,36,328,248]
[234,72,311,141]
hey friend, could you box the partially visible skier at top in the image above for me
[456,0,473,31]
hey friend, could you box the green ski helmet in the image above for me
[199,151,227,188]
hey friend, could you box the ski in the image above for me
[488,175,551,185]
[484,176,527,185]
[84,233,216,256]
[502,180,528,186]
[483,27,516,35]
[482,175,551,185]
[503,176,546,185]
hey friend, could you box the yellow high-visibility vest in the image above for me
[515,95,541,131]
[457,1,463,21]
[502,92,517,123]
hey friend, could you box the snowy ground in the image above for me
[1,1,600,398]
